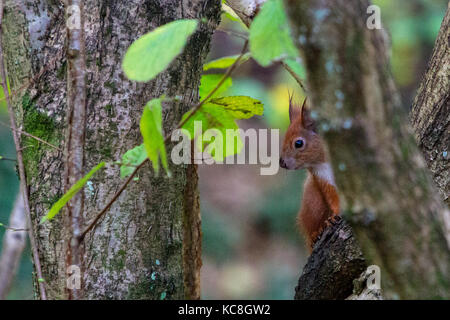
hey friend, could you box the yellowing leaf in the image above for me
[181,96,263,161]
[122,19,198,82]
[209,96,263,119]
[203,53,251,71]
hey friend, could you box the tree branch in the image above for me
[64,0,87,299]
[294,218,367,300]
[0,0,46,300]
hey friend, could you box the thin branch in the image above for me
[216,28,249,40]
[0,120,63,151]
[79,40,250,243]
[0,225,29,232]
[64,0,87,300]
[0,156,15,161]
[281,60,306,92]
[223,1,307,92]
[0,0,47,300]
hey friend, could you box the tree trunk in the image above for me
[285,0,450,299]
[410,4,450,209]
[3,0,220,299]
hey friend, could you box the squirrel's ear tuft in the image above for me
[288,92,301,123]
[301,98,317,132]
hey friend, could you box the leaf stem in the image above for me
[0,120,63,151]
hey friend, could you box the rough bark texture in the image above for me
[3,0,220,299]
[294,218,367,300]
[410,4,450,210]
[286,0,450,299]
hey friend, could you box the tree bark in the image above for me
[410,4,450,210]
[294,218,367,300]
[285,0,450,299]
[3,0,220,299]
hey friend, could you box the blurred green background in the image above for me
[0,0,447,299]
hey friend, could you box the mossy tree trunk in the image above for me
[411,4,449,209]
[285,0,450,299]
[3,0,220,299]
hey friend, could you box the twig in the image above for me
[0,0,47,300]
[178,40,249,129]
[79,40,250,243]
[0,225,29,232]
[0,120,63,151]
[64,0,87,300]
[222,1,307,92]
[281,60,306,92]
[0,156,15,161]
[216,28,248,40]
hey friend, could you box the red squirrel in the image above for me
[280,97,340,251]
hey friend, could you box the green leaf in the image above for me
[122,19,198,82]
[209,96,263,119]
[222,3,241,22]
[120,144,147,179]
[41,162,106,223]
[199,74,232,101]
[284,57,306,79]
[249,0,298,66]
[182,103,241,161]
[140,98,170,176]
[181,96,263,161]
[203,53,251,71]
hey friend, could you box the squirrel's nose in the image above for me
[279,157,287,169]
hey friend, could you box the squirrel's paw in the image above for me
[325,215,341,228]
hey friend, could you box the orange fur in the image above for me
[280,98,340,251]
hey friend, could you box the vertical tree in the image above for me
[284,0,450,299]
[411,4,449,209]
[2,0,220,299]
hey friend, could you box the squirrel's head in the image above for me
[280,96,326,170]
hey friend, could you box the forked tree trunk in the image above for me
[285,0,450,299]
[2,0,220,299]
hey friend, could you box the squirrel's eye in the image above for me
[295,139,304,149]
